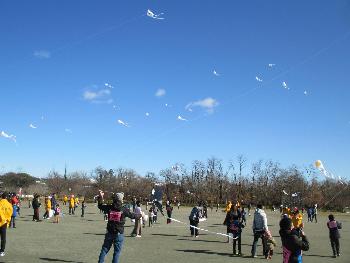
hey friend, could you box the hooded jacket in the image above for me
[279,229,309,263]
[0,199,13,227]
[252,208,268,232]
[99,201,138,235]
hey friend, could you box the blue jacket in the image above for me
[12,205,17,217]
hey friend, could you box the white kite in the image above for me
[145,112,150,117]
[268,64,276,68]
[282,190,289,195]
[255,76,263,82]
[213,70,220,76]
[282,81,288,89]
[177,115,187,121]
[315,160,337,180]
[29,123,37,129]
[291,193,298,197]
[117,119,129,127]
[104,83,114,89]
[0,131,16,143]
[304,91,308,95]
[147,9,164,20]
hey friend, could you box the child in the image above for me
[327,214,342,258]
[291,208,303,237]
[11,203,17,228]
[229,214,244,255]
[153,205,158,223]
[264,229,277,259]
[54,204,61,223]
[148,207,154,227]
[81,200,86,217]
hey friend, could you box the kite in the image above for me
[282,81,288,89]
[29,123,37,129]
[255,76,263,82]
[145,112,150,117]
[213,70,220,76]
[104,83,114,89]
[65,128,72,133]
[291,193,298,197]
[117,119,129,127]
[0,131,16,143]
[282,190,289,195]
[314,160,344,184]
[177,115,187,121]
[304,91,308,95]
[147,9,164,20]
[268,64,276,68]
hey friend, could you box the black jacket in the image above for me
[32,198,41,209]
[279,229,309,263]
[99,202,137,234]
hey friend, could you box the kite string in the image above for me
[168,217,238,240]
[323,183,349,207]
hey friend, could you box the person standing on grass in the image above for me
[54,204,61,224]
[32,194,41,221]
[131,201,142,237]
[189,204,201,237]
[63,195,68,206]
[166,200,173,224]
[81,199,86,217]
[69,195,75,215]
[279,217,309,263]
[98,193,139,263]
[251,204,268,258]
[0,193,13,257]
[312,204,318,223]
[10,202,17,228]
[327,214,342,258]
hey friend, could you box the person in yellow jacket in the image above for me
[74,196,79,213]
[63,195,68,206]
[224,201,232,212]
[0,192,13,257]
[291,208,304,236]
[69,195,75,215]
[43,197,52,219]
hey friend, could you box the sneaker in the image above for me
[252,255,258,258]
[136,235,141,238]
[337,253,340,257]
[195,235,199,238]
[0,252,5,257]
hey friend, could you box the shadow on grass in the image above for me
[83,232,105,236]
[40,258,84,263]
[177,238,226,243]
[176,249,232,257]
[304,254,335,258]
[152,233,179,237]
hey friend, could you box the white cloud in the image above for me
[185,97,219,113]
[83,87,113,104]
[0,131,16,143]
[155,89,166,97]
[33,50,51,59]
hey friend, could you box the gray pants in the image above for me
[251,230,267,257]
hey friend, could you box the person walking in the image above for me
[131,201,142,237]
[81,200,86,217]
[166,200,173,224]
[0,193,13,257]
[312,204,318,223]
[327,214,342,258]
[98,193,139,263]
[279,216,309,262]
[251,204,268,258]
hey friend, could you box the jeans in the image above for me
[251,230,267,257]
[98,232,124,263]
[10,216,15,228]
[0,224,7,252]
[233,234,241,254]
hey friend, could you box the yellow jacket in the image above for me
[0,199,13,227]
[63,196,68,202]
[69,198,75,208]
[75,197,79,204]
[46,199,52,210]
[224,201,232,212]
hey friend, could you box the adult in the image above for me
[43,196,51,219]
[224,204,241,242]
[51,193,57,211]
[189,203,201,237]
[166,200,173,224]
[0,193,13,257]
[224,204,243,254]
[312,204,318,223]
[307,206,313,222]
[279,216,309,262]
[251,204,268,258]
[32,194,41,221]
[131,201,142,237]
[98,193,139,263]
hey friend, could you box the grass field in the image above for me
[3,204,349,263]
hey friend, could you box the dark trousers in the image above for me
[0,224,7,252]
[167,211,172,224]
[190,220,199,236]
[33,208,40,221]
[81,208,85,217]
[330,237,340,255]
[251,230,267,257]
[313,214,317,223]
[69,207,74,215]
[10,216,15,228]
[233,234,241,254]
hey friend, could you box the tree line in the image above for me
[1,156,348,211]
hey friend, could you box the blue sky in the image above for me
[1,0,349,179]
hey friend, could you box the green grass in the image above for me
[4,204,349,262]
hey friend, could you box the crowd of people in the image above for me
[0,191,344,262]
